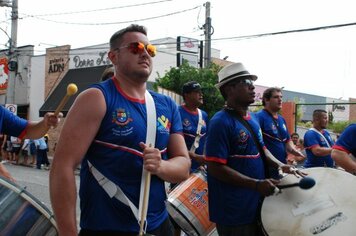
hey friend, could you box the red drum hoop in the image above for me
[261,167,356,236]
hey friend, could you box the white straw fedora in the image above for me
[215,62,257,89]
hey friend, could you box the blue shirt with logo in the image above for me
[79,78,183,232]
[304,128,334,168]
[255,109,290,164]
[179,105,208,171]
[205,110,265,226]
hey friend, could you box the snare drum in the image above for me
[166,169,217,236]
[0,176,58,236]
[261,167,356,236]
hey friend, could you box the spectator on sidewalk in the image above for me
[34,137,49,170]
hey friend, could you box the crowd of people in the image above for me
[0,133,51,170]
[0,23,355,236]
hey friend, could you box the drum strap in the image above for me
[309,128,331,148]
[190,108,203,152]
[225,108,269,178]
[262,109,285,142]
[88,90,156,230]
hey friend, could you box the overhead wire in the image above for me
[21,0,173,18]
[20,6,201,25]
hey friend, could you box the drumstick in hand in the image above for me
[277,177,316,190]
[54,83,78,116]
[139,144,152,236]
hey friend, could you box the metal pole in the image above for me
[5,0,18,104]
[204,2,211,68]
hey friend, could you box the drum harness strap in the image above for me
[190,108,203,152]
[88,90,157,233]
[224,108,269,178]
[309,128,331,148]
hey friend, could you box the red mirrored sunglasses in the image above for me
[115,42,157,57]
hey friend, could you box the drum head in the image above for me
[261,167,356,236]
[0,176,58,235]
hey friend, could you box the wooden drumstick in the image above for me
[139,144,152,236]
[54,83,78,116]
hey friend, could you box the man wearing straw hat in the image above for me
[205,62,304,236]
[50,24,190,236]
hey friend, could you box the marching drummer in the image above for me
[0,105,61,181]
[331,123,356,174]
[205,62,305,236]
[50,24,190,236]
[303,109,335,168]
[170,81,209,235]
[179,81,209,172]
[256,87,305,178]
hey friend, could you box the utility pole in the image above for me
[203,1,212,68]
[5,0,18,104]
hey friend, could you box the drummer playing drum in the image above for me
[205,62,305,236]
[331,123,356,174]
[170,81,209,236]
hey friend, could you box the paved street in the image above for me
[1,162,81,225]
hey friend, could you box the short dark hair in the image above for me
[109,24,147,49]
[313,109,327,119]
[291,132,299,138]
[262,87,282,106]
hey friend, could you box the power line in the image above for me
[20,0,173,18]
[20,6,200,26]
[211,21,356,42]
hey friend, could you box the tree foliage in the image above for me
[153,61,225,117]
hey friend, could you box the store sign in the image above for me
[0,57,9,90]
[72,51,111,68]
[48,57,65,73]
[177,53,199,68]
[177,36,199,53]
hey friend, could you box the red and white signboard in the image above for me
[0,57,9,91]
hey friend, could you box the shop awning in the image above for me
[39,65,109,117]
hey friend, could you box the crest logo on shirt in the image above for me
[157,115,171,133]
[189,188,208,209]
[272,124,278,134]
[112,108,133,127]
[238,129,249,144]
[183,118,191,127]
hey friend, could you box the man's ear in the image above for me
[108,50,117,64]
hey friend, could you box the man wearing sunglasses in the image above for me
[205,63,304,236]
[50,24,190,236]
[255,87,305,179]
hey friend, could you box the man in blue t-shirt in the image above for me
[256,87,305,178]
[303,109,335,168]
[0,106,60,180]
[205,62,303,236]
[179,81,209,172]
[50,24,191,236]
[331,124,356,174]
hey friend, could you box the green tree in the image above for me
[154,61,225,117]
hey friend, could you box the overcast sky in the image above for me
[1,0,355,99]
